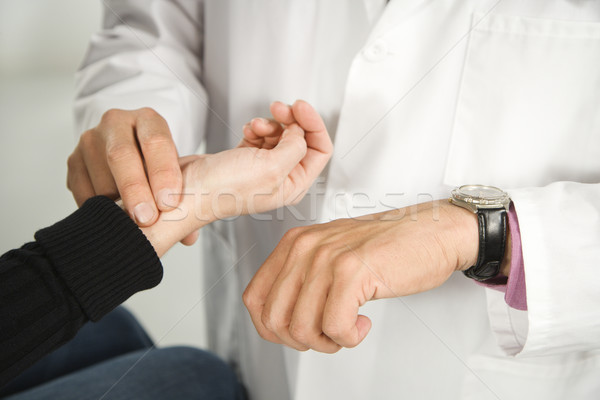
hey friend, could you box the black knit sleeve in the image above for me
[0,196,163,388]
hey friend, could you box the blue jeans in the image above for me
[1,308,245,400]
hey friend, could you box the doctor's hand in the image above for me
[67,108,182,227]
[243,201,484,353]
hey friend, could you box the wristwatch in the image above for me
[449,185,511,282]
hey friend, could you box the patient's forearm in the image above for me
[0,197,162,388]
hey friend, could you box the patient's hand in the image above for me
[142,100,332,256]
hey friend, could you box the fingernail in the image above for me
[158,188,177,208]
[133,202,156,224]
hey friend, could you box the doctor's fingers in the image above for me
[322,266,372,348]
[77,129,119,199]
[260,227,339,351]
[288,271,342,353]
[259,251,314,351]
[243,226,306,345]
[66,147,97,207]
[92,112,159,226]
[133,108,183,211]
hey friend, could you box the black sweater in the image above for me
[0,196,163,388]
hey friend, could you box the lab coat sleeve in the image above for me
[488,181,600,356]
[74,0,207,155]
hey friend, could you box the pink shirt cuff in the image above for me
[475,202,527,311]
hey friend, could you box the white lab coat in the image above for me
[74,1,600,399]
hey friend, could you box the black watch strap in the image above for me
[463,208,507,282]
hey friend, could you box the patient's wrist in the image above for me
[140,190,213,257]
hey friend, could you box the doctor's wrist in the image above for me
[443,202,480,273]
[448,201,513,278]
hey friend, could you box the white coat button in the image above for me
[363,39,388,62]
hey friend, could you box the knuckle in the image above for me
[332,252,361,276]
[293,230,320,254]
[256,328,272,342]
[148,165,180,181]
[321,320,344,341]
[261,309,281,333]
[136,107,161,120]
[323,324,358,348]
[66,153,79,170]
[288,322,310,345]
[242,287,256,311]
[106,142,138,164]
[283,226,305,242]
[118,179,148,197]
[334,251,355,266]
[78,129,95,149]
[313,244,335,265]
[295,344,310,352]
[137,121,174,149]
[100,108,124,124]
[141,136,176,157]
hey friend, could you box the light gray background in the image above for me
[0,0,207,348]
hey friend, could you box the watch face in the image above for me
[457,185,505,200]
[452,185,510,209]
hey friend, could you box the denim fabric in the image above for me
[2,308,245,400]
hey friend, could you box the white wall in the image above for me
[0,0,102,75]
[0,0,207,349]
